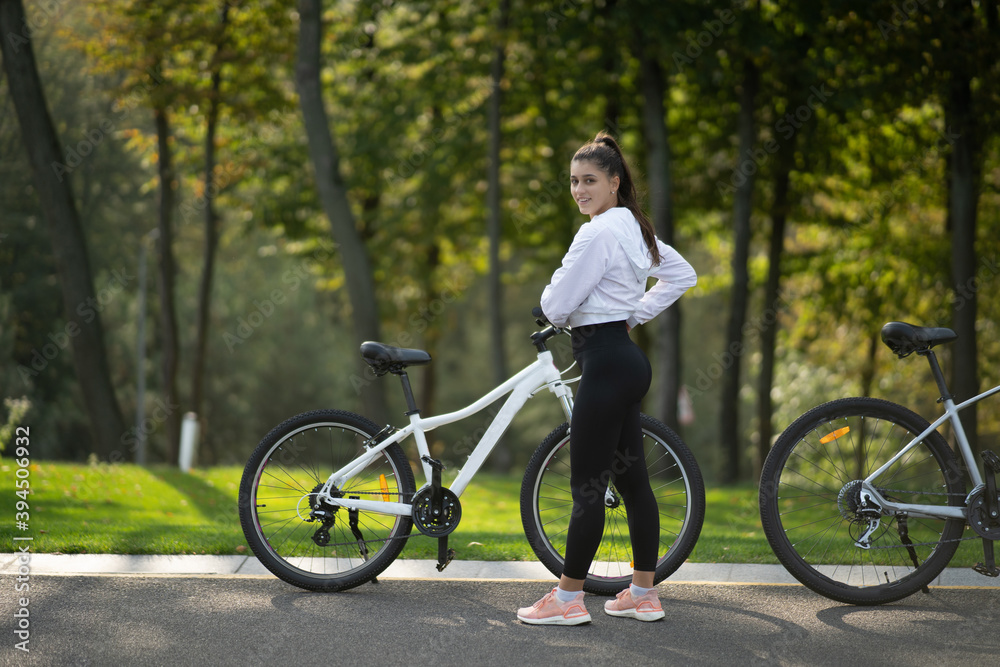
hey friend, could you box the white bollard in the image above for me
[179,412,200,473]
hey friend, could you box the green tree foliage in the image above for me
[3,0,998,480]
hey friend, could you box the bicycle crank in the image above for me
[970,449,1000,577]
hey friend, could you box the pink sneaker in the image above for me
[517,588,592,626]
[603,587,665,621]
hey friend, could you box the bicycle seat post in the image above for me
[919,349,953,403]
[395,370,420,416]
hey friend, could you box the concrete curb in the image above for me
[2,553,998,587]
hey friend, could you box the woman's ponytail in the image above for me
[573,132,661,266]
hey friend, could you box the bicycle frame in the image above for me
[313,349,576,517]
[860,382,1000,522]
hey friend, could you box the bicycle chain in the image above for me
[868,535,979,549]
[875,488,966,498]
[304,489,414,549]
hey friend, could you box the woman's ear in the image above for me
[611,175,620,194]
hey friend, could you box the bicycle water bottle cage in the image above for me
[360,341,432,376]
[880,322,957,359]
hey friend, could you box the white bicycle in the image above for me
[239,310,705,593]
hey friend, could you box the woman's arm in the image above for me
[626,240,697,329]
[540,225,615,328]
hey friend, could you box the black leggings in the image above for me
[561,321,659,580]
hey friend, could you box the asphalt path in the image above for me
[4,575,998,666]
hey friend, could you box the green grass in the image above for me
[0,462,986,567]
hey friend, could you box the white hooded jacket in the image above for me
[540,207,697,329]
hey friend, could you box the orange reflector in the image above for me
[820,426,851,444]
[630,560,634,568]
[379,474,390,501]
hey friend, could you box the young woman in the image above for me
[517,132,697,625]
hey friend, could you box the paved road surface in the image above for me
[5,575,998,666]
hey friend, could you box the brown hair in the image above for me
[572,131,660,265]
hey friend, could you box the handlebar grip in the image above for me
[532,307,551,328]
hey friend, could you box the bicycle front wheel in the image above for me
[239,410,415,592]
[521,414,705,595]
[759,397,965,605]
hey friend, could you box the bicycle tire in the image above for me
[759,397,965,605]
[238,410,416,592]
[520,414,705,595]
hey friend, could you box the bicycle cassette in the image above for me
[411,486,462,537]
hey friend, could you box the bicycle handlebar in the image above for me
[531,307,549,327]
[530,307,565,352]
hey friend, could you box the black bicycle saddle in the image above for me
[880,321,957,358]
[360,341,432,374]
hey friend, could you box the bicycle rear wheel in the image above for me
[239,410,415,592]
[759,397,965,605]
[520,414,705,595]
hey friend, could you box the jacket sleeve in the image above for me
[626,240,697,329]
[540,224,615,328]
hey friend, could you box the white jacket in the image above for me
[540,207,697,329]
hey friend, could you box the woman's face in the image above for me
[570,160,620,219]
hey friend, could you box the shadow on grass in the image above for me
[147,466,242,526]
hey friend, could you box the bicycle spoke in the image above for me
[523,416,704,595]
[240,411,415,591]
[761,398,965,604]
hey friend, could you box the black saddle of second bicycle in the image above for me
[360,341,431,374]
[880,322,957,358]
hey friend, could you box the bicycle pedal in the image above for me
[433,534,456,572]
[436,548,456,572]
[421,455,446,471]
[972,562,1000,577]
[973,538,999,577]
[982,449,1000,474]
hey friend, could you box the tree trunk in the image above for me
[636,36,681,432]
[153,107,182,464]
[1,0,126,459]
[191,4,230,464]
[487,0,512,472]
[296,0,387,423]
[947,72,979,456]
[720,56,759,484]
[855,333,879,479]
[419,242,442,419]
[753,138,793,481]
[487,0,509,387]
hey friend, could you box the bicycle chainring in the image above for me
[411,486,462,537]
[967,487,1000,540]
